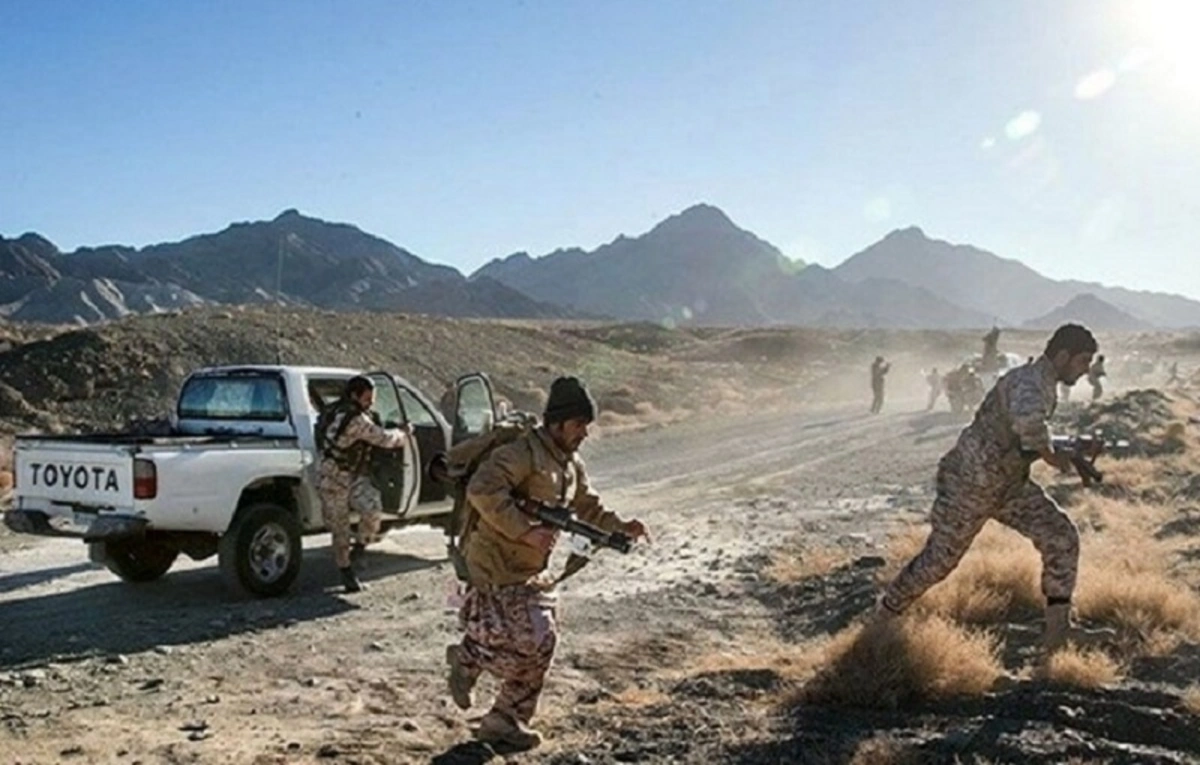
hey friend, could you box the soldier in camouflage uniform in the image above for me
[318,376,411,593]
[870,356,891,414]
[444,377,648,749]
[876,324,1104,659]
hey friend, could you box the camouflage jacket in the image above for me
[463,427,623,587]
[322,403,408,475]
[945,354,1058,487]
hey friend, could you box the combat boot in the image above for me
[1040,602,1117,659]
[350,543,366,564]
[474,710,542,749]
[339,566,364,593]
[445,644,476,710]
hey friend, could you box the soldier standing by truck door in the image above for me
[875,324,1112,662]
[317,376,411,593]
[444,376,648,749]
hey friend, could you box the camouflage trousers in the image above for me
[317,460,383,569]
[455,583,558,724]
[882,460,1080,614]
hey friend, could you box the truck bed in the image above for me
[18,433,299,448]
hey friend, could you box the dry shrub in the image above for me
[1182,685,1200,715]
[887,525,1042,624]
[1075,566,1200,642]
[1041,647,1122,688]
[1093,456,1159,488]
[799,615,1003,709]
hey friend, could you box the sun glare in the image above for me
[1126,0,1200,98]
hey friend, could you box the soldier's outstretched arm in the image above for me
[572,457,647,540]
[466,442,538,540]
[570,458,623,533]
[343,414,409,450]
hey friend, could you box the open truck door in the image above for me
[365,372,419,518]
[452,372,498,445]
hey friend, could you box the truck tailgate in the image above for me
[15,444,135,509]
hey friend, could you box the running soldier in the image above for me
[876,324,1109,659]
[444,377,648,749]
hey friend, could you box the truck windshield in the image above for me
[178,374,288,421]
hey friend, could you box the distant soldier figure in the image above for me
[925,367,943,411]
[1166,361,1181,385]
[875,324,1112,662]
[870,356,891,414]
[983,325,1000,357]
[316,376,412,592]
[1087,354,1106,401]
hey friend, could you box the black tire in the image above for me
[218,502,302,598]
[103,538,179,583]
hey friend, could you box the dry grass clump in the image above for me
[799,615,1003,709]
[1181,685,1200,715]
[881,525,1042,625]
[1075,566,1200,646]
[1040,647,1122,688]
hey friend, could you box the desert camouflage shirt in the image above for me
[324,404,407,474]
[946,354,1058,486]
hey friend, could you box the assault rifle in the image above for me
[1050,433,1131,488]
[525,501,633,554]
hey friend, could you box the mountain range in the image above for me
[3,205,1198,330]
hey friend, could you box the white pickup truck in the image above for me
[4,365,501,597]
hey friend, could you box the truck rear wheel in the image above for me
[218,502,302,598]
[102,539,179,583]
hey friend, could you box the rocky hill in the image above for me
[833,227,1200,328]
[1,211,576,325]
[1021,293,1154,331]
[474,205,991,329]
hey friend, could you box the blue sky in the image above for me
[2,0,1198,298]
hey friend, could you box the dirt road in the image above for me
[0,395,1119,764]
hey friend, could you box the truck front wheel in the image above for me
[102,539,179,583]
[218,502,302,598]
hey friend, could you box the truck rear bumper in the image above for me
[3,510,148,541]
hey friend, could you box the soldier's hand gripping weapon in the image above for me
[523,501,633,554]
[1050,433,1131,487]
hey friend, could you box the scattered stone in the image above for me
[105,654,130,665]
[402,593,420,602]
[205,695,220,704]
[139,678,165,691]
[154,646,173,656]
[401,720,419,732]
[368,641,386,652]
[60,745,84,757]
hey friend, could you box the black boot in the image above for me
[339,566,364,593]
[350,543,366,563]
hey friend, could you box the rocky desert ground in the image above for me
[2,308,1200,764]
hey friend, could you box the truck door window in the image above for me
[397,387,438,428]
[371,379,404,428]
